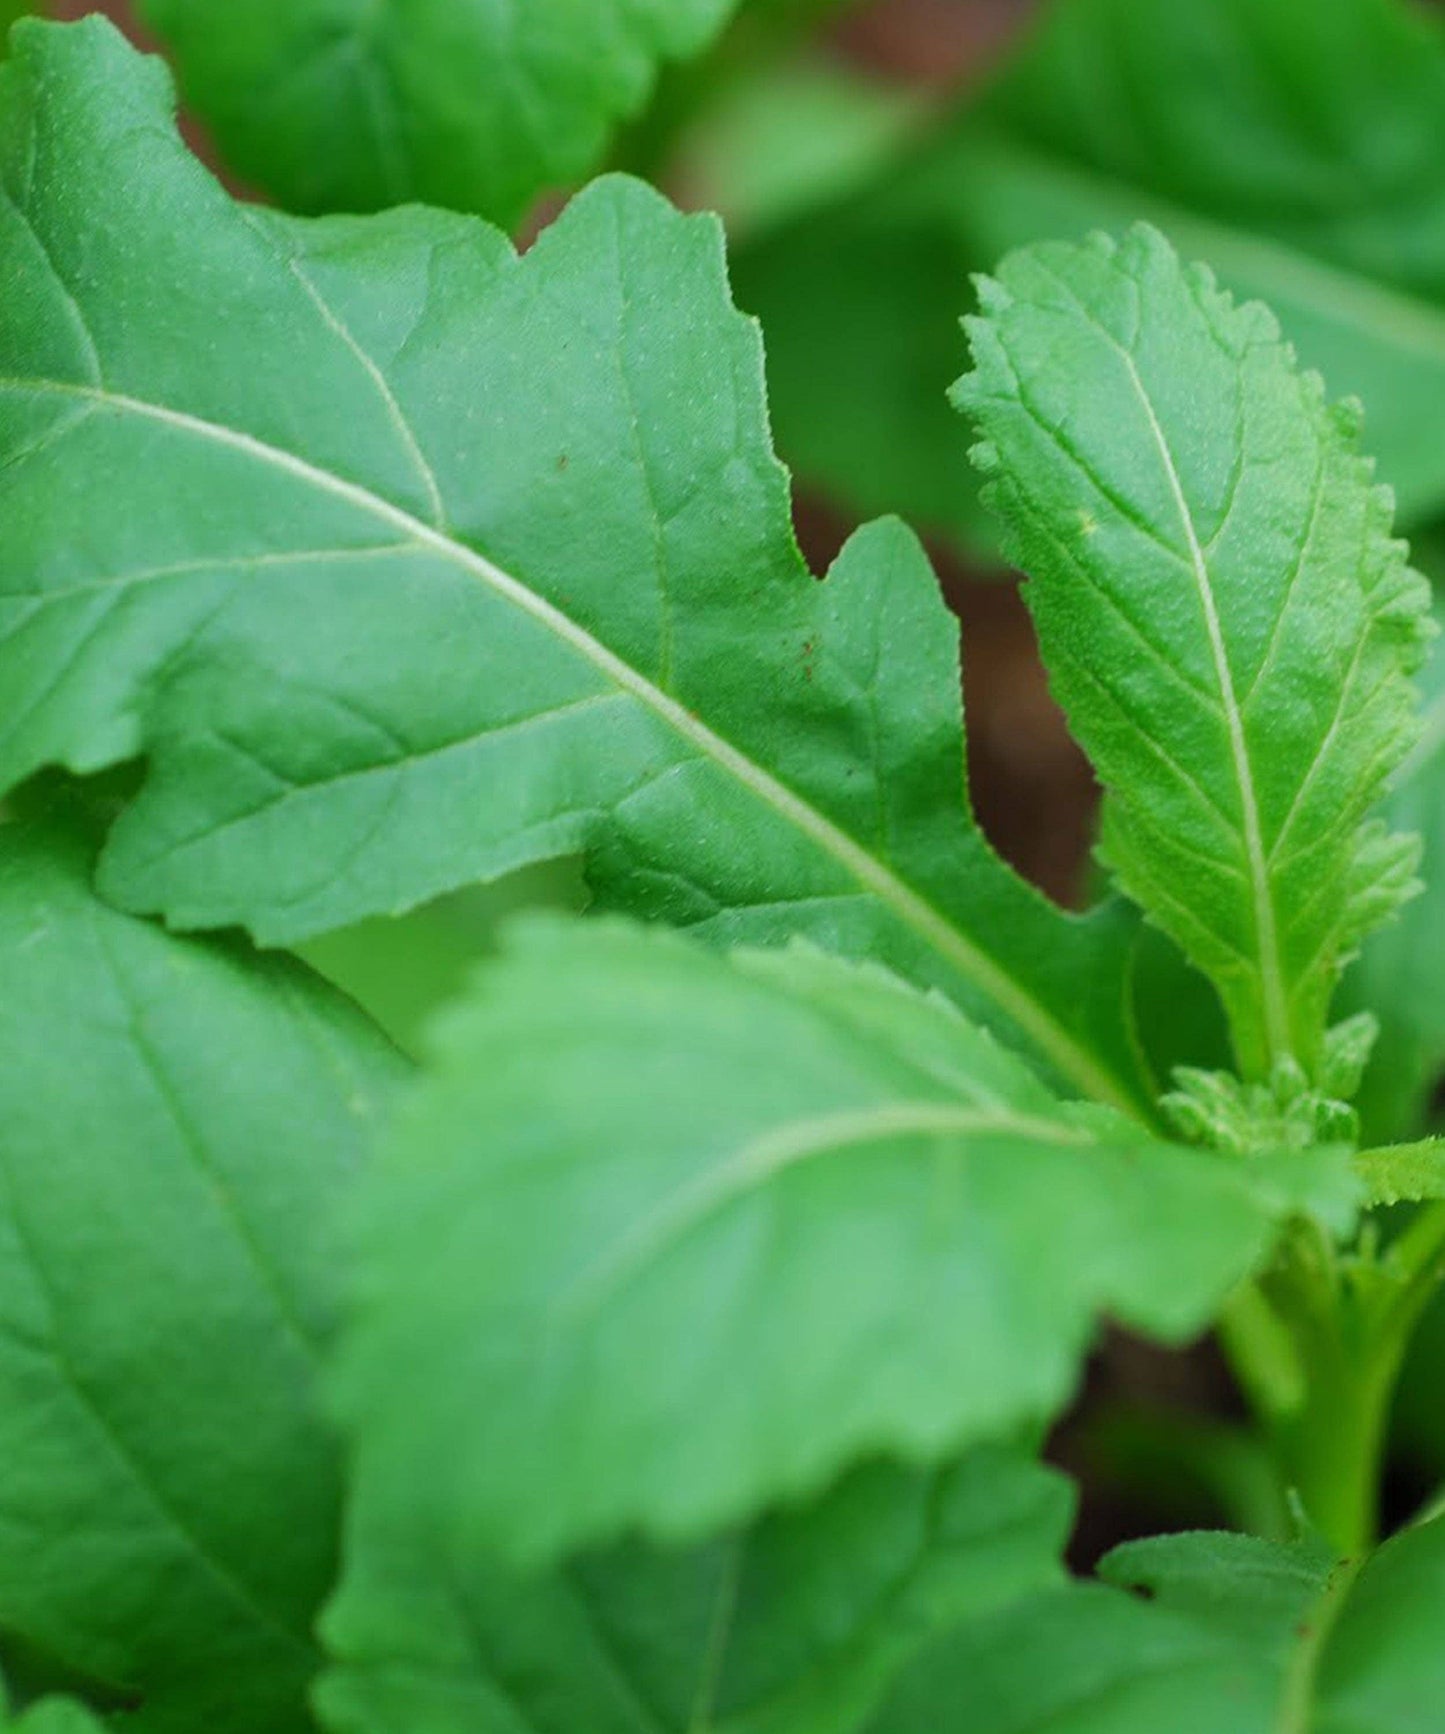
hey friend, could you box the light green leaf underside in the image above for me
[867,1519,1445,1733]
[333,917,1350,1567]
[955,224,1430,1079]
[317,1447,1068,1734]
[134,0,738,225]
[0,18,1146,1113]
[732,0,1445,544]
[0,797,406,1734]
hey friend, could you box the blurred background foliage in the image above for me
[17,0,1445,1551]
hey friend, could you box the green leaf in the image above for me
[0,798,406,1733]
[317,1448,1070,1734]
[5,1699,107,1734]
[954,224,1431,1081]
[866,1518,1445,1732]
[1,1676,107,1734]
[297,858,586,1056]
[333,917,1353,1567]
[734,0,1445,545]
[669,55,926,241]
[135,0,739,225]
[0,10,29,54]
[1352,1141,1445,1207]
[1348,593,1445,1140]
[0,18,1149,1116]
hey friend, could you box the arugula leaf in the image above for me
[333,917,1354,1566]
[955,224,1431,1081]
[133,0,738,224]
[317,1447,1069,1734]
[0,17,1147,1114]
[0,797,406,1733]
[867,1518,1445,1732]
[734,0,1445,543]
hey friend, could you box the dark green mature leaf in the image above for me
[867,1519,1445,1732]
[134,0,737,224]
[734,0,1445,544]
[333,917,1354,1567]
[317,1448,1069,1734]
[956,225,1431,1081]
[0,17,1148,1114]
[0,801,406,1733]
[0,8,28,54]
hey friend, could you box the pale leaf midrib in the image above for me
[1112,347,1291,1067]
[0,374,1137,1115]
[557,1101,1094,1325]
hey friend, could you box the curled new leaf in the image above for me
[955,224,1432,1081]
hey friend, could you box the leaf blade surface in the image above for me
[865,1518,1445,1732]
[135,0,738,224]
[0,797,406,1733]
[733,0,1445,542]
[333,917,1352,1566]
[317,1448,1070,1734]
[0,18,1147,1111]
[955,224,1430,1076]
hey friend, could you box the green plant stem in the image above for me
[1275,1552,1365,1734]
[1268,1306,1398,1557]
[1223,1202,1445,1556]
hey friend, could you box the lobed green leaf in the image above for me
[333,917,1354,1567]
[955,224,1431,1080]
[0,797,406,1732]
[0,17,1148,1113]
